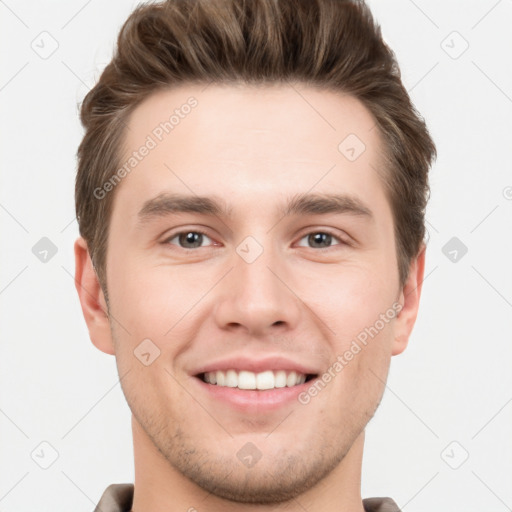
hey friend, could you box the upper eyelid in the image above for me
[163,228,349,247]
[296,231,353,249]
[164,229,215,246]
[296,231,347,245]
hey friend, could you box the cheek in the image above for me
[308,263,397,340]
[107,257,214,381]
[312,264,397,398]
[108,255,196,331]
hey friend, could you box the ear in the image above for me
[391,244,426,356]
[74,237,115,355]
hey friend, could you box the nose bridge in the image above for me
[238,236,281,301]
[214,233,299,335]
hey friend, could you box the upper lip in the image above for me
[192,355,320,376]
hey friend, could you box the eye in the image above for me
[164,230,215,249]
[296,231,347,249]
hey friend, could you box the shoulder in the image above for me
[363,497,401,512]
[94,483,134,512]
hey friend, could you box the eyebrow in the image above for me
[137,192,373,224]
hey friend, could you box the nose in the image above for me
[212,239,302,337]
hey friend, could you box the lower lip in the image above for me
[193,376,315,413]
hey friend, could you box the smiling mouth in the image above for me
[197,369,317,390]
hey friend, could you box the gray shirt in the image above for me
[94,483,401,512]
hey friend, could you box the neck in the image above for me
[131,415,366,512]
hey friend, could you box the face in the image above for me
[76,83,424,504]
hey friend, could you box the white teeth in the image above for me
[274,370,287,388]
[238,370,256,390]
[286,371,297,387]
[225,369,238,388]
[256,370,274,390]
[203,369,309,390]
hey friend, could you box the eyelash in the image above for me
[163,228,350,251]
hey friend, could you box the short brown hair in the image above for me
[76,0,436,292]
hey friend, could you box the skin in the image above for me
[75,83,425,512]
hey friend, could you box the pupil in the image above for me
[181,232,202,248]
[309,232,331,248]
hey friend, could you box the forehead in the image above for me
[114,83,389,219]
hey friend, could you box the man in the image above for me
[74,0,436,510]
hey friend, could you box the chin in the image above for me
[170,447,344,504]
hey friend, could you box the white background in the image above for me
[1,1,511,510]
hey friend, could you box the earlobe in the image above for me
[391,244,426,356]
[74,237,115,355]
